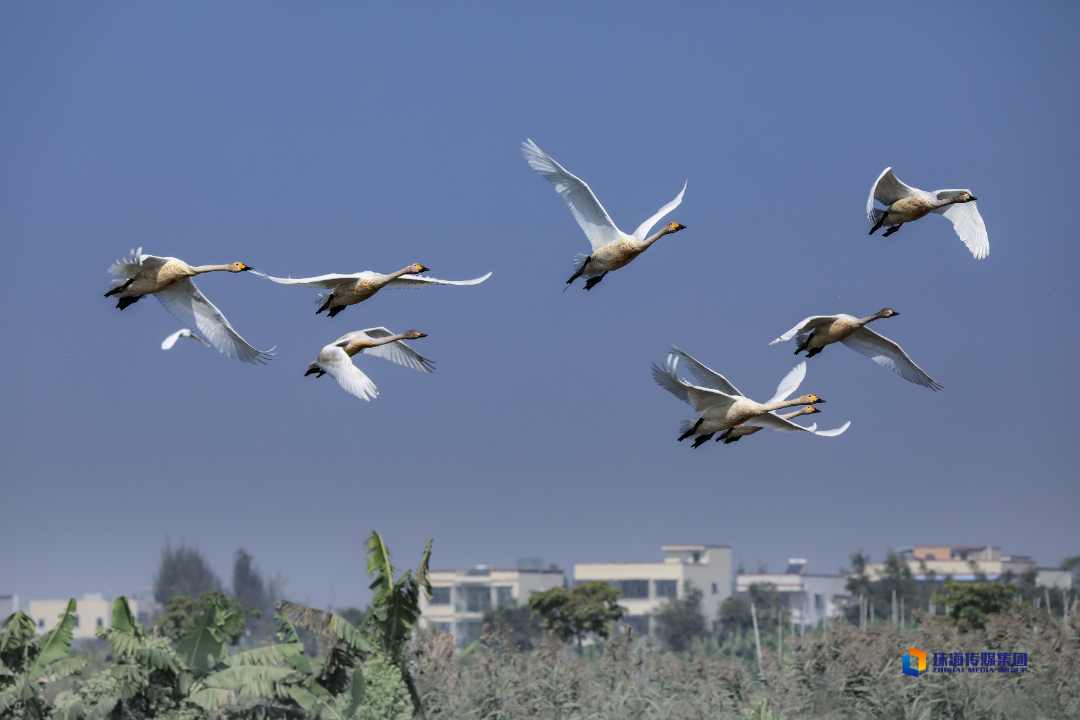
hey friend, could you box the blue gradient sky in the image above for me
[2,2,1078,609]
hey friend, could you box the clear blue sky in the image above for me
[2,2,1077,610]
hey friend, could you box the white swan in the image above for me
[161,328,209,350]
[522,139,687,290]
[866,168,988,259]
[769,309,942,390]
[252,264,491,317]
[652,347,825,446]
[106,248,273,364]
[306,327,434,401]
[710,362,851,444]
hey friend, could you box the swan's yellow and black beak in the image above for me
[968,195,978,202]
[807,406,821,414]
[810,395,825,403]
[239,264,254,272]
[670,222,686,231]
[415,265,431,273]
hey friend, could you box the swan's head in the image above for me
[795,394,825,405]
[803,406,821,415]
[954,191,977,203]
[229,262,254,273]
[878,308,899,318]
[412,264,430,274]
[402,330,427,340]
[666,222,686,233]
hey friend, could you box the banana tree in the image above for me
[0,600,86,716]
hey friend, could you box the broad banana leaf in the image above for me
[27,599,77,681]
[275,602,369,654]
[0,611,36,655]
[177,601,226,675]
[97,597,143,658]
[344,667,366,718]
[221,642,305,667]
[36,656,86,684]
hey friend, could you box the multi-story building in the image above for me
[0,594,19,619]
[29,594,139,639]
[574,544,732,636]
[866,546,1068,586]
[420,563,564,646]
[736,559,848,628]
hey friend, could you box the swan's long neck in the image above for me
[345,333,407,357]
[858,310,890,326]
[190,264,236,274]
[370,333,408,347]
[779,407,813,420]
[391,266,417,280]
[758,398,810,413]
[639,226,673,250]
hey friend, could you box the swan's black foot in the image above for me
[105,278,135,298]
[795,337,811,355]
[869,215,887,235]
[881,224,902,237]
[584,272,607,291]
[116,295,143,310]
[806,347,823,359]
[304,367,320,377]
[327,305,346,318]
[316,294,335,315]
[691,433,715,448]
[721,434,741,444]
[566,256,592,285]
[678,418,704,442]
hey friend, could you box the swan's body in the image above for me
[652,347,825,445]
[161,328,209,350]
[253,264,491,317]
[866,168,987,259]
[712,362,851,444]
[306,327,433,401]
[522,139,687,290]
[770,308,942,390]
[106,248,272,364]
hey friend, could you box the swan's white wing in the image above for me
[109,248,171,278]
[384,272,492,290]
[667,345,743,397]
[161,328,208,350]
[154,279,273,364]
[932,191,988,259]
[840,327,943,390]
[766,362,806,404]
[249,270,370,289]
[813,421,851,437]
[316,345,378,401]
[522,139,622,252]
[741,412,815,433]
[631,181,687,240]
[770,316,838,344]
[866,168,920,222]
[651,360,736,413]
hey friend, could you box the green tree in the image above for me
[655,582,707,653]
[153,590,248,644]
[232,548,278,642]
[715,596,758,662]
[0,601,86,716]
[481,602,543,651]
[1062,556,1080,590]
[935,579,1018,632]
[528,581,625,654]
[154,541,220,604]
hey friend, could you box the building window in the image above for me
[464,585,491,613]
[495,586,513,605]
[926,553,935,560]
[430,587,451,605]
[692,552,701,563]
[435,622,452,635]
[38,619,44,628]
[96,618,104,628]
[655,580,677,598]
[814,594,824,611]
[611,580,649,599]
[620,615,650,637]
[711,583,719,595]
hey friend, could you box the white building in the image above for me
[29,594,139,639]
[574,544,732,636]
[737,559,848,628]
[0,594,19,619]
[420,564,564,646]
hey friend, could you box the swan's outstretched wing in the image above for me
[667,345,743,397]
[522,139,622,252]
[741,412,815,433]
[770,316,839,345]
[249,270,372,289]
[154,279,273,364]
[631,181,687,241]
[840,327,942,390]
[651,359,735,413]
[813,421,851,437]
[109,247,171,278]
[384,272,492,290]
[349,327,435,374]
[766,362,806,404]
[161,328,209,350]
[316,345,378,401]
[932,190,988,259]
[866,168,919,222]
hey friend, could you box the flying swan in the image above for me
[522,139,687,290]
[866,168,988,259]
[306,327,434,401]
[106,248,273,364]
[769,308,942,390]
[252,264,491,317]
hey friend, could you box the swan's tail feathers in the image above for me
[868,208,886,226]
[572,254,590,272]
[678,419,695,436]
[314,292,332,309]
